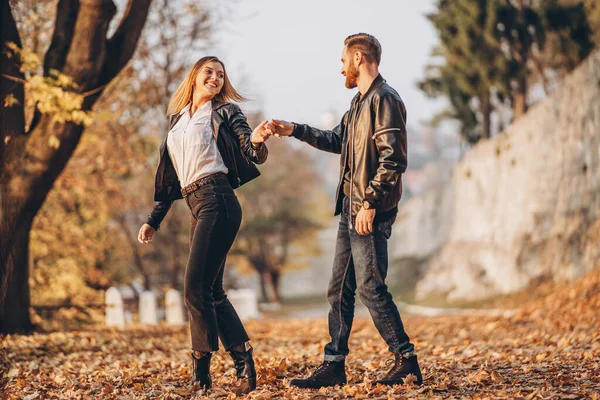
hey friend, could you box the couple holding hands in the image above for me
[137,33,422,393]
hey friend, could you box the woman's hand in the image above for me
[250,120,271,146]
[266,119,294,138]
[138,223,155,244]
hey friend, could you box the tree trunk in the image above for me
[170,246,182,290]
[258,272,270,303]
[513,76,528,118]
[0,0,26,306]
[249,255,271,302]
[118,217,150,290]
[513,0,528,119]
[267,269,282,304]
[481,93,492,140]
[0,215,34,334]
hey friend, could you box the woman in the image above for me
[137,56,270,392]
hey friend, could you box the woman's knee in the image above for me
[212,287,227,303]
[184,286,214,308]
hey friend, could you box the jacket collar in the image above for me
[211,100,229,140]
[178,99,227,116]
[169,100,230,140]
[211,100,228,111]
[357,74,384,103]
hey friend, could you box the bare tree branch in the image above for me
[44,0,80,74]
[104,0,152,84]
[27,0,80,133]
[60,0,116,93]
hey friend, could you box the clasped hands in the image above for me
[250,119,376,235]
[250,119,294,145]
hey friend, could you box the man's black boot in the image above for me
[228,343,257,393]
[377,354,423,386]
[290,360,347,389]
[191,351,212,390]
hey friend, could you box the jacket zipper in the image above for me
[349,98,361,229]
[349,131,354,229]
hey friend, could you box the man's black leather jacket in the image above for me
[146,101,268,230]
[292,75,407,220]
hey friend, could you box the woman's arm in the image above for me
[138,200,173,244]
[228,104,268,164]
[145,200,174,231]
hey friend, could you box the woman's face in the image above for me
[194,61,225,99]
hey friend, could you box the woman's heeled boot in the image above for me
[228,343,257,392]
[191,351,212,390]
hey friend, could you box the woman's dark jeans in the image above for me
[184,175,249,352]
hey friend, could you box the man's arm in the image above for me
[269,112,348,155]
[363,95,408,207]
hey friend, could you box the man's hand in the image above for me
[138,223,155,244]
[355,207,376,235]
[266,119,294,138]
[251,120,272,145]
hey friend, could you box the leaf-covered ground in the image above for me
[1,269,599,399]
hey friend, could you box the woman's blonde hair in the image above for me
[166,56,245,116]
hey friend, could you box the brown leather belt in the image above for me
[181,173,228,197]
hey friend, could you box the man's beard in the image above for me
[345,62,359,89]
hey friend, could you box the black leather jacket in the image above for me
[292,75,407,220]
[146,101,268,229]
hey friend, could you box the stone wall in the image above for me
[392,49,600,302]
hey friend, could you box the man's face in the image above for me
[340,47,359,89]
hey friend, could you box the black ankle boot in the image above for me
[377,354,423,386]
[191,351,212,390]
[228,343,257,393]
[290,360,347,389]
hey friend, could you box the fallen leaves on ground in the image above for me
[1,269,600,399]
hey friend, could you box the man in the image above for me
[267,33,422,388]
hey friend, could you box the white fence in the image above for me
[105,287,259,327]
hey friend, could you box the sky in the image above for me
[212,0,443,129]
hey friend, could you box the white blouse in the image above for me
[166,101,228,187]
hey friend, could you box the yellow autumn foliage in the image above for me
[4,42,93,126]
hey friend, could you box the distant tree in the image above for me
[231,137,329,304]
[586,0,600,44]
[420,0,594,144]
[419,0,508,142]
[419,49,487,145]
[558,0,600,46]
[497,0,593,117]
